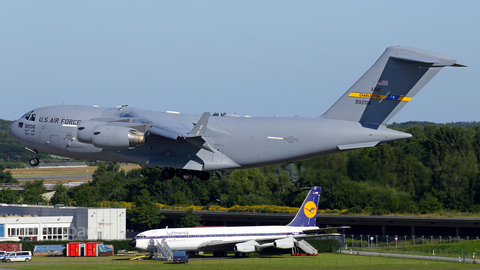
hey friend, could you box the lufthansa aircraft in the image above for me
[9,46,463,180]
[128,186,347,256]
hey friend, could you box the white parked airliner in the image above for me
[128,186,347,256]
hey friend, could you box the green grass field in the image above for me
[1,253,476,270]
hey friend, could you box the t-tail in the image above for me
[322,46,465,128]
[286,186,321,227]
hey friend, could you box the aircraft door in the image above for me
[213,144,223,163]
[50,135,60,151]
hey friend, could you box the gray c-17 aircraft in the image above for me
[9,46,463,181]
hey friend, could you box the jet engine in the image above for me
[273,238,295,249]
[77,121,102,143]
[234,241,259,253]
[87,125,145,149]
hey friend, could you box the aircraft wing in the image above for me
[302,226,351,234]
[196,231,345,251]
[122,108,211,141]
[197,239,242,251]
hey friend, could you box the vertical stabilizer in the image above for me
[322,46,462,127]
[287,186,321,227]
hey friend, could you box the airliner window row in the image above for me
[142,232,293,239]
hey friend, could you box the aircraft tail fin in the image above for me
[286,186,321,227]
[322,46,463,127]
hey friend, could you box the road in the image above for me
[15,174,93,181]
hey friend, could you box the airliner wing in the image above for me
[302,226,350,234]
[196,231,345,251]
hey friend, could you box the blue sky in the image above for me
[1,1,478,123]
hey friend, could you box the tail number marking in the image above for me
[355,99,371,105]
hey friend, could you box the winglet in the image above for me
[183,112,210,138]
[181,112,215,152]
[286,186,321,227]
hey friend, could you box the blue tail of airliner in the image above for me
[286,186,321,227]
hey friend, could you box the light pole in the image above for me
[351,234,354,247]
[430,235,433,245]
[421,235,424,245]
[404,235,407,247]
[412,235,415,245]
[360,234,363,247]
[449,236,452,243]
[386,235,389,248]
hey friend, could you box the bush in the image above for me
[306,238,340,253]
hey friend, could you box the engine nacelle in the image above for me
[273,238,295,249]
[234,241,258,253]
[77,121,102,143]
[91,125,145,149]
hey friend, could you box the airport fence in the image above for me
[343,234,480,261]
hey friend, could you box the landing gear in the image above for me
[25,147,39,167]
[160,168,211,181]
[213,251,228,257]
[161,168,175,179]
[176,169,194,181]
[29,158,40,167]
[234,252,249,258]
[195,171,211,181]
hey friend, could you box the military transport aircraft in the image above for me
[128,186,348,257]
[10,46,463,181]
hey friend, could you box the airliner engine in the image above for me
[273,238,295,249]
[234,240,259,253]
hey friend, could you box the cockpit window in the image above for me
[22,114,36,121]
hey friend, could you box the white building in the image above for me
[0,204,126,240]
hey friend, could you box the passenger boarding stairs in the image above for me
[294,240,318,255]
[147,238,174,261]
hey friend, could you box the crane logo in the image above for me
[303,201,317,218]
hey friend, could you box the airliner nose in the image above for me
[128,238,136,248]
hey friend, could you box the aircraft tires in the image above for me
[161,168,175,179]
[195,171,210,181]
[235,252,248,258]
[29,158,39,167]
[176,169,194,181]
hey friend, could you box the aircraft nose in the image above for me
[128,238,136,248]
[9,121,19,140]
